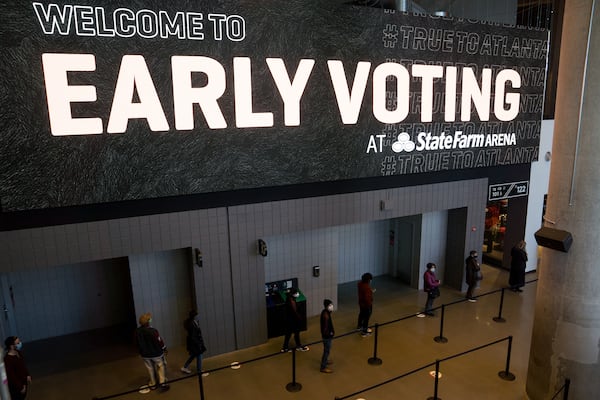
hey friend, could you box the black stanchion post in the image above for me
[498,335,516,381]
[198,370,206,400]
[434,304,448,343]
[563,378,571,400]
[286,347,302,392]
[368,323,383,365]
[493,288,507,323]
[427,359,442,400]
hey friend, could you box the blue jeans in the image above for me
[184,353,203,373]
[320,338,332,369]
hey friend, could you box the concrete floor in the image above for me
[25,264,538,400]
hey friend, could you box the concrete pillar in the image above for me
[526,1,600,399]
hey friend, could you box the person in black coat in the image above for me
[281,287,309,352]
[181,310,207,375]
[465,250,482,301]
[320,299,335,373]
[4,336,31,400]
[509,240,528,292]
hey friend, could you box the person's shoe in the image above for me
[516,288,523,292]
[467,298,477,303]
[149,384,158,391]
[281,348,291,353]
[159,384,170,392]
[366,328,373,333]
[320,367,333,373]
[426,312,435,317]
[181,367,192,374]
[416,312,426,318]
[201,372,210,377]
[297,346,309,352]
[361,332,371,337]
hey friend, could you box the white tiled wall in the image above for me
[263,221,389,318]
[419,211,449,289]
[337,221,389,283]
[129,249,193,348]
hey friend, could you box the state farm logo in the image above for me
[391,132,415,153]
[387,131,516,153]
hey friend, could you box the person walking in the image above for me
[181,310,208,376]
[509,240,528,292]
[357,272,374,337]
[135,313,170,392]
[319,299,335,373]
[281,288,309,352]
[465,250,482,302]
[4,336,31,400]
[422,263,440,316]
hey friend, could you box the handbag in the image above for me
[429,287,440,298]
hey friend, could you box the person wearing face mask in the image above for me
[4,336,31,400]
[421,263,440,317]
[181,310,207,376]
[281,287,309,352]
[135,313,169,392]
[319,299,335,373]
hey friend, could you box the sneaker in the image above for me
[201,372,210,377]
[297,346,310,352]
[181,367,192,374]
[320,367,333,373]
[426,312,435,317]
[159,384,170,392]
[467,298,477,303]
[281,348,291,353]
[416,312,426,318]
[366,328,373,333]
[361,332,371,337]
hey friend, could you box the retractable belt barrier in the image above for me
[92,279,539,400]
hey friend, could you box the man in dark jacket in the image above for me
[4,336,31,400]
[357,272,374,336]
[465,250,482,302]
[320,299,335,373]
[281,287,309,352]
[135,313,169,392]
[181,310,207,375]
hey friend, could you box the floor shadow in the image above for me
[25,323,138,377]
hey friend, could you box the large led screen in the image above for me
[0,1,548,211]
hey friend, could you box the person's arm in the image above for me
[428,272,440,287]
[320,312,330,337]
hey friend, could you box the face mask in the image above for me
[430,268,436,273]
[327,304,334,312]
[15,342,22,351]
[293,293,299,298]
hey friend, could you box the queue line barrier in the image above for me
[551,378,571,400]
[335,335,516,400]
[92,279,538,399]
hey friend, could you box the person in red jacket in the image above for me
[135,313,170,392]
[357,273,374,337]
[422,263,440,316]
[4,336,31,400]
